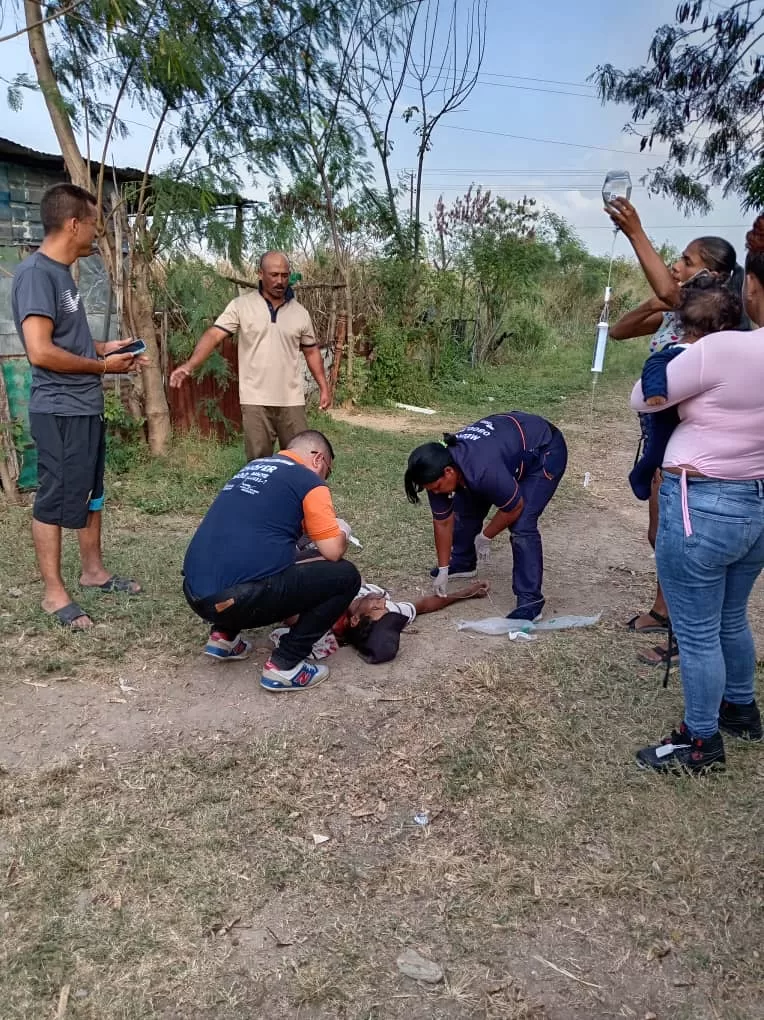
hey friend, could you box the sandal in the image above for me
[626,609,670,634]
[637,642,679,666]
[47,602,93,630]
[81,575,141,594]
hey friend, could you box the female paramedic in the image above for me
[404,411,568,621]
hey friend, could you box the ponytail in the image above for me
[404,442,454,504]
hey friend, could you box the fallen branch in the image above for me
[532,954,602,990]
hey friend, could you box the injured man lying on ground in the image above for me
[271,578,489,664]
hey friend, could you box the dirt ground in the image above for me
[2,400,762,1020]
[3,401,762,771]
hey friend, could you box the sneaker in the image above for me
[506,603,544,623]
[260,658,329,692]
[204,631,253,660]
[636,723,726,774]
[719,699,762,741]
[429,564,477,579]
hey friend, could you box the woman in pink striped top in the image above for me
[629,215,764,773]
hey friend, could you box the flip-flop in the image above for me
[81,576,141,594]
[637,642,679,666]
[48,602,93,629]
[626,609,670,634]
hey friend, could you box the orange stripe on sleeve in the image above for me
[302,485,342,541]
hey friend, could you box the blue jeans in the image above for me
[655,473,764,738]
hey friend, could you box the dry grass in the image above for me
[1,371,762,1018]
[1,622,762,1018]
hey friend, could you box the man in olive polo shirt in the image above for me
[170,251,331,460]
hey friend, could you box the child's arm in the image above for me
[413,580,490,615]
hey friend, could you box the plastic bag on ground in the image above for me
[456,613,601,636]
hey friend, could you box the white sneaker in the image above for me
[260,658,330,692]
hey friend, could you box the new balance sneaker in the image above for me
[719,699,762,741]
[429,564,478,579]
[260,658,329,692]
[506,602,544,623]
[636,723,726,774]
[204,631,253,660]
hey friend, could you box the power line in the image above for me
[437,123,659,156]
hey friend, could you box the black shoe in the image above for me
[429,564,477,579]
[719,699,762,742]
[636,724,726,774]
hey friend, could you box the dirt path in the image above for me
[3,399,762,771]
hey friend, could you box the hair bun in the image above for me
[746,214,764,254]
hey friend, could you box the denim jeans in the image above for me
[655,473,764,738]
[184,558,361,669]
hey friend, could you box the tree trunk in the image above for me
[24,1,171,456]
[127,245,171,455]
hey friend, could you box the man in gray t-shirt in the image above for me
[12,251,104,415]
[11,183,143,630]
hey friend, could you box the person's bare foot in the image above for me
[79,572,142,594]
[42,596,93,629]
[626,608,669,633]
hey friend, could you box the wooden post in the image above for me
[329,310,347,403]
[0,365,21,504]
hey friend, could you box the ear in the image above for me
[350,612,360,626]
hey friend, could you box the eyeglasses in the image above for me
[311,450,332,479]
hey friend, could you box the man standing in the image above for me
[11,183,142,630]
[182,429,360,691]
[169,251,331,461]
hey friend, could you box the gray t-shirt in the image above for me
[12,251,103,415]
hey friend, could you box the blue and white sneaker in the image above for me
[506,603,544,623]
[260,658,329,692]
[204,631,253,660]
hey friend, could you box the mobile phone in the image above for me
[118,337,147,355]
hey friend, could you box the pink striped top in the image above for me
[630,327,764,479]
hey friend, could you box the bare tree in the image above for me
[404,0,486,260]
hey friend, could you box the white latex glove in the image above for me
[433,566,449,597]
[336,518,352,538]
[474,531,492,564]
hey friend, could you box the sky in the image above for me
[0,0,754,259]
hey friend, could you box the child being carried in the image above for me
[629,274,744,501]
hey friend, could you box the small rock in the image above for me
[7,588,22,598]
[396,948,444,984]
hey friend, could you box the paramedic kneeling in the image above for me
[182,429,360,691]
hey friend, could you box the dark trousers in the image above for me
[183,559,361,669]
[450,430,568,611]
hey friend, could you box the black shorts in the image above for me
[29,413,106,529]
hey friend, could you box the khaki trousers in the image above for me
[241,404,309,462]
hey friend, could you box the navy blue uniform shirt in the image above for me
[427,412,556,520]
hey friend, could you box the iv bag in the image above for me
[602,170,632,205]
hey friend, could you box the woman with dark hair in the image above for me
[404,412,567,621]
[605,198,744,646]
[630,215,764,773]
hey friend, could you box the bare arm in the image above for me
[606,199,680,306]
[313,533,349,561]
[609,299,667,341]
[169,325,229,387]
[630,341,706,412]
[302,345,331,410]
[414,580,490,615]
[23,316,134,375]
[433,515,454,567]
[482,505,523,539]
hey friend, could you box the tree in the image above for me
[8,0,351,452]
[593,0,764,212]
